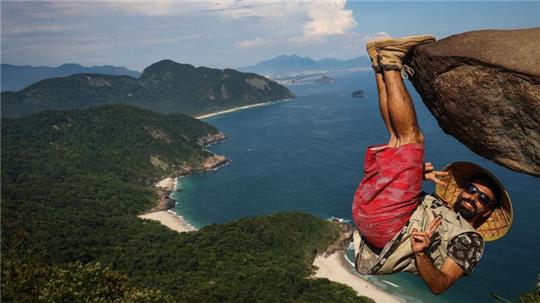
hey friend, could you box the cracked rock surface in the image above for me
[406,28,540,177]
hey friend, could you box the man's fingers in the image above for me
[412,231,429,238]
[427,218,442,236]
[434,171,449,176]
[412,233,429,243]
[427,217,440,229]
[433,177,448,186]
[431,171,449,184]
[426,174,443,184]
[425,170,450,186]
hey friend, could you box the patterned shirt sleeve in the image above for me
[447,232,484,275]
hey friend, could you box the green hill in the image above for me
[1,105,372,302]
[1,63,141,92]
[1,59,295,118]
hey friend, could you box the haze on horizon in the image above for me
[1,0,539,72]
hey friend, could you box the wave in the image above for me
[326,216,351,223]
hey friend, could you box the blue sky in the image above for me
[1,1,539,71]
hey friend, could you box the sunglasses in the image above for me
[463,183,494,206]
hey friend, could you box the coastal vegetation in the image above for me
[1,104,372,302]
[1,59,294,118]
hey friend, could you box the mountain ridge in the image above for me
[1,63,141,92]
[1,59,294,118]
[239,54,371,76]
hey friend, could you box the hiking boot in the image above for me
[366,37,394,73]
[376,34,436,72]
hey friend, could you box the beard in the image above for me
[454,197,478,220]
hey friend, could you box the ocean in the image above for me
[174,71,539,303]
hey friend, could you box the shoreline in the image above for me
[141,101,404,302]
[141,181,404,302]
[140,178,404,302]
[138,132,228,232]
[141,179,404,302]
[313,251,404,303]
[138,177,198,233]
[195,98,292,119]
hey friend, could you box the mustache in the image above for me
[460,197,478,211]
[454,196,479,220]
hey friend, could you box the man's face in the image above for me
[454,180,496,221]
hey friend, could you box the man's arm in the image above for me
[414,251,464,294]
[410,217,464,294]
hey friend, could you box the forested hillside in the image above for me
[1,104,371,302]
[1,59,294,118]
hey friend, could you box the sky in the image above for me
[1,0,539,71]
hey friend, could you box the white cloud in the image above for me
[211,0,358,50]
[211,0,357,39]
[1,0,363,69]
[32,1,206,17]
[235,36,268,49]
[361,31,392,42]
[304,0,357,38]
[6,24,63,34]
[7,1,358,44]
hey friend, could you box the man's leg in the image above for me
[368,38,399,147]
[383,70,424,146]
[375,35,435,146]
[375,73,399,147]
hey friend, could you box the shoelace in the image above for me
[401,64,414,79]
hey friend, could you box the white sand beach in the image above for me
[195,103,270,119]
[313,252,403,303]
[138,177,196,233]
[138,210,197,233]
[195,99,291,119]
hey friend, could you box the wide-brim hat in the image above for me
[434,161,513,242]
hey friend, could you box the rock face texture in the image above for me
[407,28,540,177]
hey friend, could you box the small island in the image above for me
[351,90,365,98]
[314,75,335,84]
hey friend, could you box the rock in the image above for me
[148,190,177,212]
[351,90,365,98]
[323,221,354,257]
[314,75,335,84]
[197,132,227,146]
[406,28,540,177]
[202,154,228,171]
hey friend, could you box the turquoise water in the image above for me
[175,71,539,303]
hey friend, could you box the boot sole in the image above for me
[366,34,435,51]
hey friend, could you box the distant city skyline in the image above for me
[2,0,539,71]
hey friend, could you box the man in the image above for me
[351,35,513,294]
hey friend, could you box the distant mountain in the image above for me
[1,59,294,118]
[239,54,371,76]
[1,63,141,92]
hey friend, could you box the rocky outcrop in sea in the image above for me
[407,28,540,177]
[197,132,227,146]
